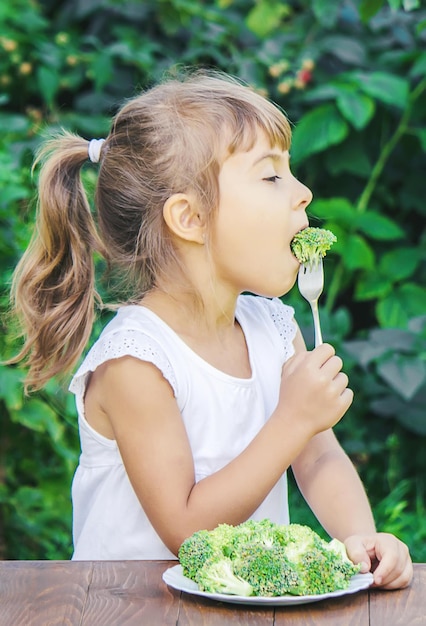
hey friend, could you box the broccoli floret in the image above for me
[277,531,361,595]
[178,523,245,579]
[208,523,239,558]
[294,549,340,595]
[196,557,254,596]
[327,537,354,563]
[274,523,325,557]
[325,538,361,583]
[293,546,359,595]
[291,227,337,267]
[233,542,301,596]
[230,518,277,554]
[178,529,217,580]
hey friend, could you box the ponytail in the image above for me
[9,131,107,392]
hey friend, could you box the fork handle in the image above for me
[310,300,323,347]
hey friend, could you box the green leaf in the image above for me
[0,366,24,410]
[320,36,366,66]
[359,0,384,21]
[355,212,405,240]
[245,0,290,38]
[0,185,30,204]
[342,234,375,271]
[92,53,114,92]
[312,0,340,27]
[403,0,419,9]
[416,128,426,152]
[372,390,426,435]
[410,51,426,78]
[377,284,426,328]
[376,294,407,327]
[325,137,372,177]
[416,18,426,34]
[352,72,409,109]
[331,307,352,337]
[291,105,349,163]
[379,247,420,281]
[336,91,375,130]
[59,112,110,137]
[0,113,31,134]
[399,284,426,315]
[301,84,342,103]
[355,272,392,301]
[36,66,60,107]
[10,398,54,432]
[377,356,426,401]
[10,398,65,443]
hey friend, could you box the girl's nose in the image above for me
[293,178,313,210]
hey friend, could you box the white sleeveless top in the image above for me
[69,295,297,560]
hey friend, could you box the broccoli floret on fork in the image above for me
[291,227,337,268]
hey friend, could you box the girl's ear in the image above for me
[162,193,205,244]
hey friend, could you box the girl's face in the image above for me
[209,132,312,298]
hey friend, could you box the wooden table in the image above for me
[0,560,424,625]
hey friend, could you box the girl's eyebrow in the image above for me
[252,151,289,167]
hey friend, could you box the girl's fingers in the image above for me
[320,355,344,378]
[333,371,349,393]
[372,540,413,589]
[344,535,372,571]
[345,533,413,591]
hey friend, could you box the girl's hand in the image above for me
[344,533,413,590]
[279,342,353,435]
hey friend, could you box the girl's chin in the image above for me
[274,274,299,298]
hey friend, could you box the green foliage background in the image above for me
[1,0,425,560]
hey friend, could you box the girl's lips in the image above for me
[295,223,309,237]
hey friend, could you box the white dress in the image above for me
[69,295,297,560]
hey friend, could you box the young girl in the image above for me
[10,70,412,589]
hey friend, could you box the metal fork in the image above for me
[297,260,324,347]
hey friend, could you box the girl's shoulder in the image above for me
[70,305,178,397]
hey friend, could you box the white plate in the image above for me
[162,564,374,606]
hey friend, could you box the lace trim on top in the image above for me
[69,329,178,399]
[266,298,297,359]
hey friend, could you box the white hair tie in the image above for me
[88,138,106,163]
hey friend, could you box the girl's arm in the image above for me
[291,330,412,590]
[292,427,413,589]
[290,328,376,539]
[87,334,351,555]
[292,428,376,538]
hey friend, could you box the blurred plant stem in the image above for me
[325,77,426,313]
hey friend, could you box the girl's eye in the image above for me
[263,175,282,183]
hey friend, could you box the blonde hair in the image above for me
[9,69,292,391]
